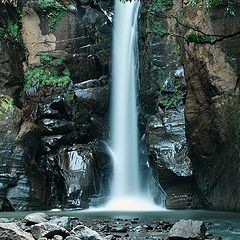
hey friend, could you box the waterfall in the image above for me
[111,0,141,199]
[105,0,161,211]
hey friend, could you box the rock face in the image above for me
[0,5,48,211]
[139,1,204,209]
[0,1,113,210]
[140,1,240,211]
[178,4,240,210]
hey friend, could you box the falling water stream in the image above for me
[104,0,160,211]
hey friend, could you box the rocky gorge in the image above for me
[0,0,239,213]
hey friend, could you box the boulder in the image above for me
[110,225,128,233]
[25,213,49,225]
[104,235,116,240]
[66,236,81,240]
[71,225,103,240]
[31,222,69,239]
[52,235,63,240]
[0,218,12,223]
[48,217,82,231]
[0,223,34,240]
[169,219,206,239]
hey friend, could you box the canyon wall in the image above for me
[0,0,239,211]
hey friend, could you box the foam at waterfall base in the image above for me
[87,196,166,212]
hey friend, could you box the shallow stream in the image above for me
[1,210,240,239]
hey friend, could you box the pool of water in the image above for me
[1,210,240,239]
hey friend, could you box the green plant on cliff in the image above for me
[0,95,14,119]
[185,31,212,43]
[150,21,168,37]
[24,67,70,89]
[7,19,20,39]
[24,53,71,90]
[40,52,65,66]
[147,0,173,36]
[39,0,67,32]
[149,0,173,13]
[0,4,22,44]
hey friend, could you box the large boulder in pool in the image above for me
[169,219,206,239]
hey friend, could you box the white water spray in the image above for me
[104,0,161,211]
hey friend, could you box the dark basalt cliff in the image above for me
[0,0,239,211]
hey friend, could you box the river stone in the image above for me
[31,222,69,239]
[66,236,81,240]
[25,213,49,225]
[104,235,115,240]
[0,218,12,223]
[48,217,82,230]
[169,219,206,239]
[0,223,34,240]
[71,225,103,240]
[52,235,63,240]
[110,225,128,233]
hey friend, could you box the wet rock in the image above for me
[40,119,76,134]
[133,226,143,232]
[39,96,70,119]
[0,223,34,240]
[104,235,116,240]
[71,225,103,240]
[48,217,82,231]
[73,84,109,112]
[169,219,206,239]
[52,235,63,240]
[161,221,174,231]
[31,222,69,239]
[143,224,153,230]
[25,213,49,225]
[0,218,12,223]
[146,107,204,209]
[147,107,192,178]
[65,236,81,240]
[130,218,140,224]
[96,224,109,232]
[110,225,128,233]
